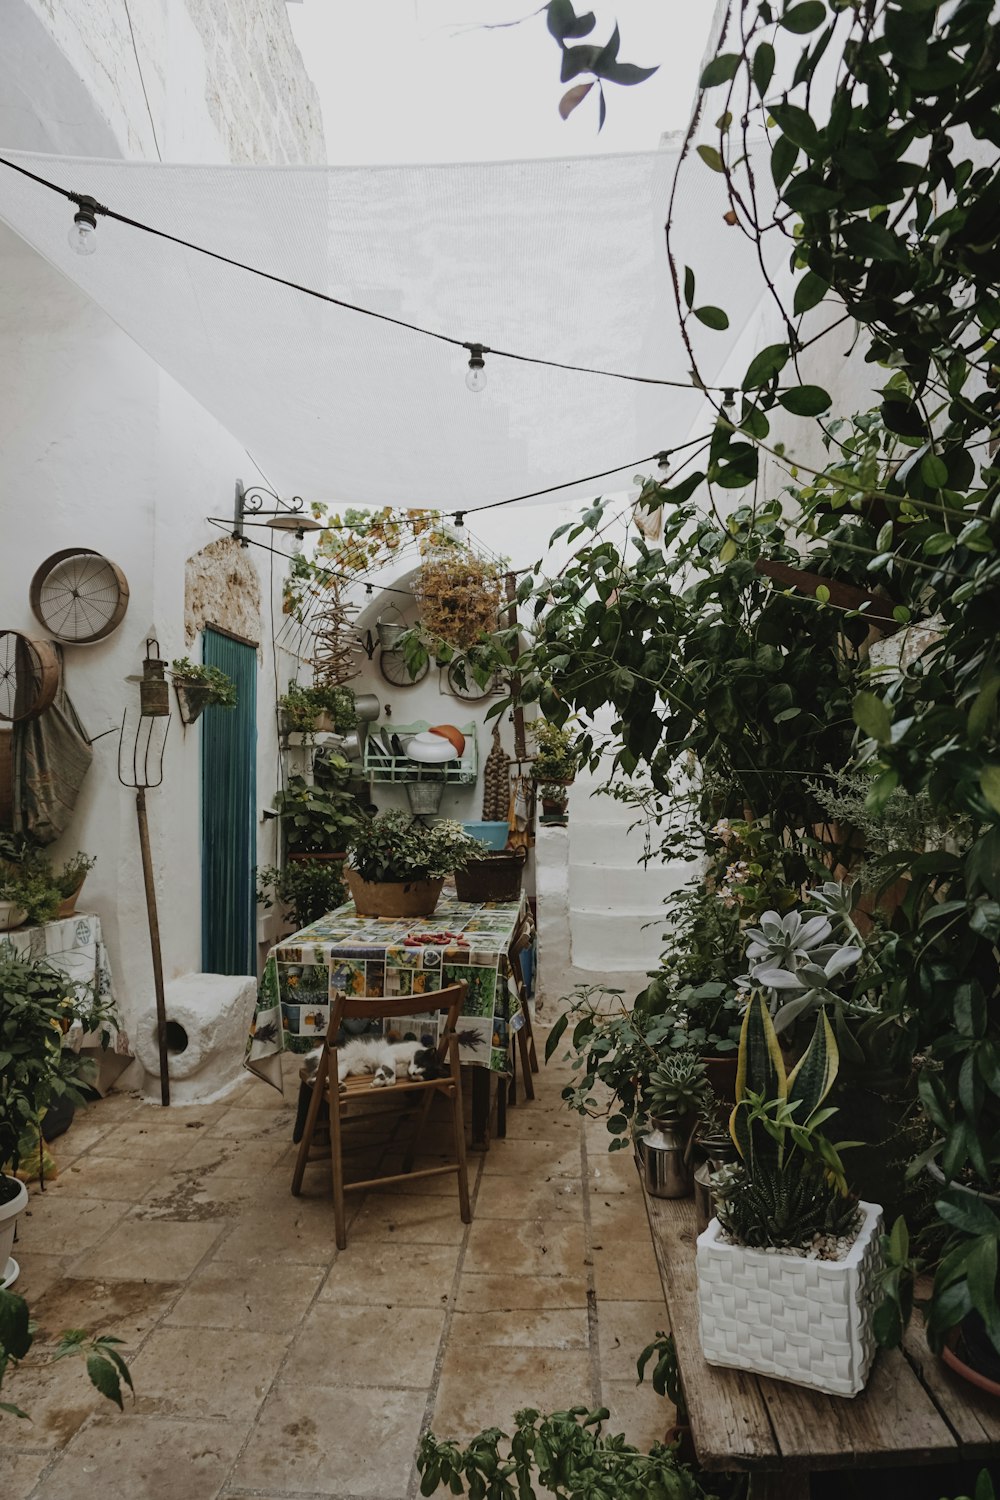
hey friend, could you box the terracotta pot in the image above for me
[345,866,444,918]
[56,878,86,919]
[942,1322,1000,1399]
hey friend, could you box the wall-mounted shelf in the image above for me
[363,721,478,785]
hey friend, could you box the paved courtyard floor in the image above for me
[2,1031,669,1499]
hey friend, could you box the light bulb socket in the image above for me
[454,511,466,528]
[722,388,735,410]
[72,195,99,233]
[464,342,488,372]
[656,451,671,473]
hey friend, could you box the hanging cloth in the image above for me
[12,651,93,844]
[481,723,511,823]
[508,773,531,853]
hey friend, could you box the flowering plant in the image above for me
[348,812,483,883]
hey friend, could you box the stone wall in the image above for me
[22,0,324,163]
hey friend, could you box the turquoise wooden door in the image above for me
[201,628,257,975]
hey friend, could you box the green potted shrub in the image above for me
[53,852,97,919]
[0,952,117,1285]
[272,767,367,859]
[345,811,482,918]
[279,681,357,737]
[637,1050,715,1199]
[170,658,237,725]
[529,720,581,823]
[257,860,347,931]
[697,993,882,1397]
[0,870,58,932]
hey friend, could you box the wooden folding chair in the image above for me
[290,982,471,1250]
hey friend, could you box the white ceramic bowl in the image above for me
[407,733,457,764]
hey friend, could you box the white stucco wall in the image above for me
[0,0,324,1051]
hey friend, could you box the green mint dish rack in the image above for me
[362,721,478,785]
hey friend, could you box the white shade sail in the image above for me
[0,146,775,510]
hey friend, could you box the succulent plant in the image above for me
[645,1050,713,1121]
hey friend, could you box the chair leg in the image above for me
[517,1023,535,1100]
[522,995,539,1073]
[448,1052,471,1224]
[401,1088,436,1174]
[507,1028,518,1106]
[291,1063,328,1196]
[329,1085,347,1251]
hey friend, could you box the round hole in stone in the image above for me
[164,1020,189,1055]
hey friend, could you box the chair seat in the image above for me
[326,1072,457,1102]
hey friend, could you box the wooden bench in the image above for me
[641,1183,1000,1497]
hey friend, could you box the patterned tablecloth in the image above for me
[0,912,129,1054]
[245,894,525,1092]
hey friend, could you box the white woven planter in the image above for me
[696,1200,883,1398]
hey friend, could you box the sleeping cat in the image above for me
[301,1036,444,1089]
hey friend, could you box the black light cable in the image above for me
[0,152,732,394]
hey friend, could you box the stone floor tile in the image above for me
[209,1199,341,1265]
[227,1076,290,1109]
[281,1301,446,1388]
[596,1299,668,1382]
[0,1353,108,1449]
[591,1239,663,1302]
[463,1217,587,1278]
[164,1260,324,1333]
[316,1242,458,1307]
[134,1165,256,1222]
[26,1275,182,1353]
[15,1194,133,1253]
[601,1377,675,1452]
[451,1307,588,1349]
[473,1175,584,1221]
[209,1108,293,1141]
[501,1107,580,1142]
[482,1138,581,1178]
[454,1271,589,1311]
[38,1414,247,1499]
[180,1134,290,1174]
[8,1250,71,1300]
[67,1214,225,1281]
[0,1450,50,1498]
[231,1383,426,1496]
[346,1190,468,1245]
[46,1153,168,1202]
[433,1347,593,1444]
[49,1117,118,1158]
[128,1326,290,1420]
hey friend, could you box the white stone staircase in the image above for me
[534,753,695,1007]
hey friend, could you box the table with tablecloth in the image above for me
[0,911,129,1055]
[244,894,526,1094]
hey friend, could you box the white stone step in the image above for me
[568,860,689,912]
[570,908,667,971]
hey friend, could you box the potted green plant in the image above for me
[257,860,347,931]
[0,952,117,1284]
[0,870,59,931]
[272,767,367,859]
[345,811,483,918]
[170,658,237,725]
[925,1192,1000,1397]
[529,719,581,807]
[697,993,882,1397]
[637,1050,715,1199]
[279,681,357,737]
[53,852,97,919]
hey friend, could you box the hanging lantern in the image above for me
[140,638,170,717]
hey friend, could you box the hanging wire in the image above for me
[0,152,733,394]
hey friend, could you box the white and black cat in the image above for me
[301,1036,444,1089]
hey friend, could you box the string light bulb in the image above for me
[464,343,488,394]
[656,451,671,475]
[68,196,99,256]
[453,511,466,529]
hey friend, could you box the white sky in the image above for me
[287,1,716,165]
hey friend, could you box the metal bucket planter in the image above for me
[353,693,381,722]
[406,779,444,815]
[376,618,407,650]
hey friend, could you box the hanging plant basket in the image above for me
[174,680,215,726]
[414,546,504,650]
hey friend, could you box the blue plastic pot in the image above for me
[462,820,509,851]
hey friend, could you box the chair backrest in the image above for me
[325,982,468,1062]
